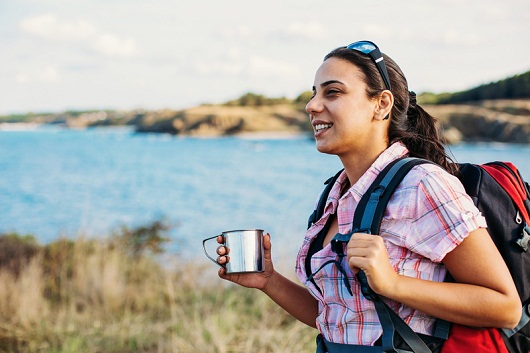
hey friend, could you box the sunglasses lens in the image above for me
[345,40,391,91]
[346,41,377,54]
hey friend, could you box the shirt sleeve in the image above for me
[406,166,487,262]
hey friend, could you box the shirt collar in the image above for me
[327,142,410,206]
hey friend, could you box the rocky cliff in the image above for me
[132,99,530,144]
[3,99,529,144]
[133,104,310,137]
[424,99,530,144]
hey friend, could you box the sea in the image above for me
[1,126,529,267]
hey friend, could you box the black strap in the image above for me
[316,334,387,352]
[317,337,386,352]
[354,157,434,352]
[308,168,344,229]
[353,157,430,234]
[311,157,451,352]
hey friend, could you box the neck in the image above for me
[338,143,388,186]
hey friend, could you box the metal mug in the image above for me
[202,229,264,273]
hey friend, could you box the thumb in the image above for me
[263,233,272,258]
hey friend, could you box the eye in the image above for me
[326,88,340,96]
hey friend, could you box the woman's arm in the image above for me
[218,233,319,328]
[347,228,521,329]
[260,270,319,328]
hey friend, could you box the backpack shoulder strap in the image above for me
[352,156,430,301]
[351,157,452,346]
[353,157,431,234]
[307,168,344,229]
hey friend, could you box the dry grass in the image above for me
[0,228,316,353]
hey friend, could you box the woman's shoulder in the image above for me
[393,161,469,206]
[403,161,461,189]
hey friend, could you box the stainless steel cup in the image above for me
[202,229,264,273]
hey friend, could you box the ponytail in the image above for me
[401,91,458,174]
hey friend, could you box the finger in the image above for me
[348,233,384,250]
[218,267,227,278]
[263,233,273,261]
[217,255,230,265]
[216,235,225,244]
[349,232,377,244]
[216,245,229,256]
[263,233,272,250]
[218,268,241,284]
[348,254,368,268]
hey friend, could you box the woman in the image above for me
[215,40,520,351]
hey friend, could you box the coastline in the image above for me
[0,122,42,131]
[234,130,311,140]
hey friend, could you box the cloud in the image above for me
[193,61,242,76]
[361,24,394,39]
[221,25,253,39]
[192,54,299,78]
[284,22,327,40]
[92,34,138,57]
[19,13,138,58]
[15,66,60,84]
[442,30,481,46]
[19,13,96,40]
[248,55,300,77]
[267,21,329,42]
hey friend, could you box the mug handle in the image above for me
[202,235,225,268]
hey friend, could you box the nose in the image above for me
[305,95,321,117]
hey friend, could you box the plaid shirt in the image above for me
[295,142,487,345]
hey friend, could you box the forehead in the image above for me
[313,57,365,86]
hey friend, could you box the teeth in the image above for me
[315,123,332,132]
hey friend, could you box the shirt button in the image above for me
[462,212,473,220]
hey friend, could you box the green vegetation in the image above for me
[0,113,55,123]
[0,221,316,353]
[2,70,529,142]
[222,92,291,107]
[2,69,529,124]
[419,70,530,105]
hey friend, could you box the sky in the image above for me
[1,0,529,115]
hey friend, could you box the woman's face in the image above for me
[306,57,381,157]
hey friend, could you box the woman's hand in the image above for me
[217,232,319,327]
[217,232,275,290]
[346,233,399,296]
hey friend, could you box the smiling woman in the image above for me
[212,39,522,353]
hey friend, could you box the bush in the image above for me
[0,233,41,277]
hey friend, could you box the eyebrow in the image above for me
[312,79,344,91]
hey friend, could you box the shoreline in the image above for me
[234,130,312,140]
[0,122,42,131]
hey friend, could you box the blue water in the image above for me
[1,127,529,263]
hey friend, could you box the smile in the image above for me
[315,123,333,132]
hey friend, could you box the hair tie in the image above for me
[409,91,417,107]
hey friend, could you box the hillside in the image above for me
[131,97,530,144]
[2,74,530,143]
[420,70,530,104]
[134,103,310,136]
[423,99,530,144]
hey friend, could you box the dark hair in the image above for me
[324,47,458,174]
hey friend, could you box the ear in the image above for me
[373,90,394,121]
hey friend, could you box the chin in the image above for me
[315,142,335,155]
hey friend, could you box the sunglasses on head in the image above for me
[346,40,391,91]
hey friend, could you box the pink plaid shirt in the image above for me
[295,142,487,345]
